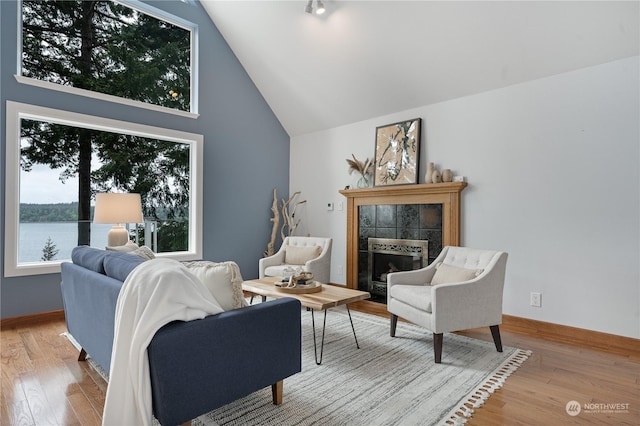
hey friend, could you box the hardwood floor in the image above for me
[456,327,639,426]
[1,314,638,425]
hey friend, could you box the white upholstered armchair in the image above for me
[387,246,508,363]
[259,236,332,284]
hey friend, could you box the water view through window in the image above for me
[19,221,111,262]
[18,116,191,263]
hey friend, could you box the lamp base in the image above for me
[107,225,130,247]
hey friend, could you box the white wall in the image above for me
[290,57,640,339]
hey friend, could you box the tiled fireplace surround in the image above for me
[360,205,442,302]
[339,182,467,304]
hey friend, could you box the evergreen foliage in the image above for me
[20,203,80,223]
[22,0,190,109]
[41,237,59,261]
[20,1,191,252]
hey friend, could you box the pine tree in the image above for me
[20,1,191,250]
[41,237,59,261]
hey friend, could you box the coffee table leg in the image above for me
[310,309,327,365]
[248,294,267,305]
[346,305,360,349]
[311,306,361,365]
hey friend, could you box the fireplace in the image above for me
[356,203,442,302]
[339,182,467,305]
[367,238,429,298]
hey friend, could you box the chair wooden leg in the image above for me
[433,333,443,363]
[490,325,503,352]
[271,380,283,405]
[390,314,398,337]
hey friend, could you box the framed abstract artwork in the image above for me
[373,118,421,186]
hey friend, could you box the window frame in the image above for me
[4,101,204,277]
[16,0,200,118]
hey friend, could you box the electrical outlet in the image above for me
[530,292,542,307]
[336,265,344,275]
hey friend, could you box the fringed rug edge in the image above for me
[439,348,533,425]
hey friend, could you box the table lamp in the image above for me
[93,193,143,247]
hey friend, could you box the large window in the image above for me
[4,101,203,277]
[19,0,198,117]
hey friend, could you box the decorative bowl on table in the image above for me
[274,272,322,293]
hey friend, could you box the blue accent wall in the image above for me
[0,0,290,318]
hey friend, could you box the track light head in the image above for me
[316,0,326,15]
[305,0,313,14]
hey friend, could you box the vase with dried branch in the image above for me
[346,154,373,188]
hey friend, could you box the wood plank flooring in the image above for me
[1,315,638,425]
[456,327,639,425]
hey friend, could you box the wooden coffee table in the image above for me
[242,277,370,364]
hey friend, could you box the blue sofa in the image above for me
[60,246,301,425]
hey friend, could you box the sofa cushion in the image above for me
[431,263,483,286]
[104,252,146,282]
[129,246,155,260]
[106,239,155,260]
[71,246,109,274]
[182,261,248,311]
[284,245,321,265]
[106,240,139,252]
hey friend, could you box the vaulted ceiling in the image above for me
[201,1,639,137]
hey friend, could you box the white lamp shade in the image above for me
[94,193,143,247]
[93,193,143,224]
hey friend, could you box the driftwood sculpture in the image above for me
[280,191,307,241]
[264,188,280,257]
[264,189,307,257]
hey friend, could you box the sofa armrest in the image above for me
[60,262,123,373]
[148,298,302,425]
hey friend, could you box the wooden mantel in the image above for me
[339,182,467,290]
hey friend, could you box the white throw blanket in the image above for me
[102,258,224,426]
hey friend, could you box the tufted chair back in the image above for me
[386,245,508,363]
[259,236,333,284]
[440,246,502,270]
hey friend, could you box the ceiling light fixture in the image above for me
[305,0,326,15]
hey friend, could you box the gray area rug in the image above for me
[65,306,530,426]
[195,307,530,426]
